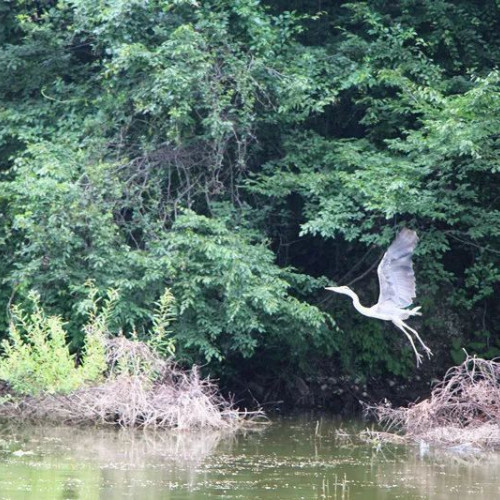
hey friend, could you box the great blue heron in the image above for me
[326,228,432,366]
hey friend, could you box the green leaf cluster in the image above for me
[147,209,330,363]
[0,291,108,395]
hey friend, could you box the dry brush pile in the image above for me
[0,337,263,430]
[367,355,500,448]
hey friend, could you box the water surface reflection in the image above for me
[0,415,499,498]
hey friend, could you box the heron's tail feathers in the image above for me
[409,306,422,316]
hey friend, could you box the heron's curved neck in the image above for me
[340,288,371,316]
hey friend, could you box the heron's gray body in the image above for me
[326,228,432,366]
[367,303,416,322]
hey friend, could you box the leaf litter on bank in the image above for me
[0,337,266,430]
[364,355,500,450]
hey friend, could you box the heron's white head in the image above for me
[325,286,350,294]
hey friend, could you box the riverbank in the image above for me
[0,336,263,430]
[365,355,500,449]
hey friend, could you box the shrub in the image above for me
[0,291,109,395]
[0,284,177,396]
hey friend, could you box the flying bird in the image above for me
[326,229,432,366]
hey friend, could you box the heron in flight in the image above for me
[326,229,432,366]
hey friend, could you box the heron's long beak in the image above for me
[325,286,341,293]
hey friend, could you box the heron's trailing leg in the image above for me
[402,322,432,358]
[393,320,423,366]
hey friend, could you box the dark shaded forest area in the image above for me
[1,0,500,410]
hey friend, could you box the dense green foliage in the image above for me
[2,0,500,398]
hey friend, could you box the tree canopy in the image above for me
[2,0,500,400]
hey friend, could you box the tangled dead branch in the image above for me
[367,355,500,448]
[0,337,264,430]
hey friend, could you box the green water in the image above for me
[0,415,499,499]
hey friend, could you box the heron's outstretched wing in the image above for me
[377,228,418,309]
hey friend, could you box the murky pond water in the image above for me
[0,414,499,499]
